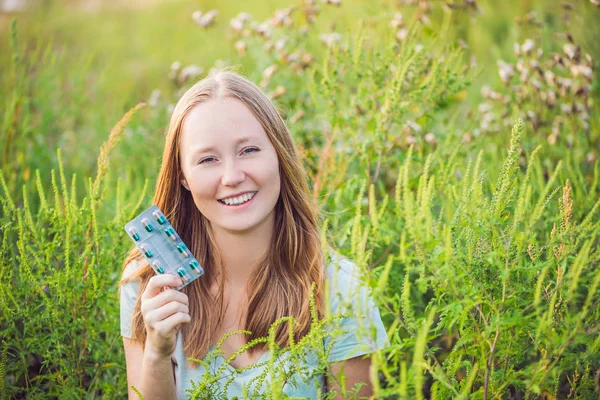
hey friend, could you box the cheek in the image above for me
[186,170,217,199]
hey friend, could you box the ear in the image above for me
[181,176,190,191]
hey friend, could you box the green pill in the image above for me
[141,245,153,258]
[165,227,176,240]
[128,228,140,241]
[153,210,167,225]
[189,260,199,270]
[142,219,153,232]
[177,268,189,283]
[152,262,165,274]
[177,244,189,257]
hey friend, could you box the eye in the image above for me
[199,157,217,164]
[242,147,260,155]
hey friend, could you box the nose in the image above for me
[221,159,245,187]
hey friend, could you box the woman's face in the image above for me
[179,97,281,235]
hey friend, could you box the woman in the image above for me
[120,69,388,399]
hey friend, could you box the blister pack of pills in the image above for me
[124,205,204,290]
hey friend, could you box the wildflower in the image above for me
[169,61,181,81]
[301,53,314,66]
[269,85,287,99]
[497,60,514,85]
[513,43,521,57]
[237,12,252,22]
[286,50,301,63]
[263,64,278,79]
[319,32,342,47]
[167,103,175,116]
[193,10,218,28]
[470,54,478,68]
[545,90,557,107]
[148,89,161,107]
[271,7,295,27]
[290,110,305,124]
[179,65,203,83]
[192,10,202,24]
[406,120,422,134]
[544,70,556,86]
[478,103,492,113]
[424,133,437,146]
[235,40,247,56]
[522,38,535,54]
[563,43,579,60]
[390,13,404,29]
[255,22,272,38]
[396,28,408,41]
[560,103,572,114]
[230,18,244,32]
[275,38,286,51]
[531,78,542,90]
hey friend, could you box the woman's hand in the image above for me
[140,274,191,359]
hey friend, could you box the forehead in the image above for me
[180,97,266,146]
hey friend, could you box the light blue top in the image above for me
[120,253,389,399]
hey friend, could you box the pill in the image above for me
[128,228,140,241]
[140,244,153,258]
[189,260,201,274]
[153,210,167,225]
[177,244,189,258]
[165,227,177,241]
[177,268,190,283]
[141,218,153,232]
[152,261,165,274]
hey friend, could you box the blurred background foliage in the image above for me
[0,0,599,398]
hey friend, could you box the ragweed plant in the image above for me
[1,0,599,398]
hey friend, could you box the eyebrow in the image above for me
[192,137,256,155]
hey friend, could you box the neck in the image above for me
[210,213,275,288]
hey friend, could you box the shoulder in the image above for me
[325,251,363,291]
[121,257,144,282]
[119,258,144,300]
[324,251,369,311]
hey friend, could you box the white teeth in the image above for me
[220,192,256,205]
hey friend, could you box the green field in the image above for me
[1,0,599,398]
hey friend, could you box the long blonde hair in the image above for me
[120,69,325,365]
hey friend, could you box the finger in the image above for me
[141,290,189,314]
[152,312,192,335]
[146,301,190,324]
[142,274,184,300]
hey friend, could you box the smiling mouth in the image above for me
[217,191,257,206]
